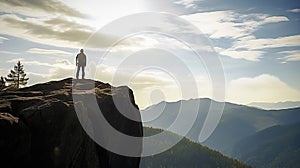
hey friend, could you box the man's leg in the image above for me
[82,66,85,79]
[76,66,80,79]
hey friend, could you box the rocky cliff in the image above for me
[0,78,143,168]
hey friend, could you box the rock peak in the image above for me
[0,78,143,168]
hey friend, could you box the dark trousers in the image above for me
[76,65,85,79]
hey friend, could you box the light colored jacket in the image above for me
[76,53,86,66]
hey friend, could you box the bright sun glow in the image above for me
[63,0,146,28]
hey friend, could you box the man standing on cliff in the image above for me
[76,49,86,79]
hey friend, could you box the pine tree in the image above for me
[0,76,5,90]
[5,61,29,89]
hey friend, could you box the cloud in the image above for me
[278,50,300,63]
[232,35,300,50]
[219,49,264,61]
[287,8,300,13]
[0,50,19,55]
[6,58,24,63]
[94,64,186,108]
[181,11,290,61]
[43,17,91,30]
[27,67,74,86]
[181,11,289,39]
[0,14,124,49]
[94,64,172,88]
[106,33,197,54]
[225,34,300,62]
[18,59,74,85]
[0,36,8,43]
[0,0,87,18]
[7,58,51,67]
[27,48,73,56]
[22,60,53,67]
[26,72,49,85]
[227,74,300,104]
[7,58,74,69]
[0,11,211,53]
[219,34,300,61]
[48,64,74,79]
[263,16,289,23]
[174,0,201,9]
[0,14,91,48]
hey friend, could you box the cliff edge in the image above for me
[0,78,143,168]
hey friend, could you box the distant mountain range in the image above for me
[232,121,300,168]
[141,127,250,168]
[248,101,300,110]
[141,98,300,167]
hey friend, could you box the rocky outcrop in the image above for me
[0,78,143,168]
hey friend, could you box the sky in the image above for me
[0,0,300,109]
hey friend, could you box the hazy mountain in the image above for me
[141,127,251,168]
[141,98,300,155]
[232,122,300,168]
[248,101,300,110]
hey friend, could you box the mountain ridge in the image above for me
[142,98,300,156]
[141,127,251,168]
[232,121,300,168]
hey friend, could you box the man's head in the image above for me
[80,49,84,53]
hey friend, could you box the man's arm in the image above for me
[75,54,78,65]
[83,54,87,66]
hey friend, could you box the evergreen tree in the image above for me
[5,61,29,89]
[0,76,5,90]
